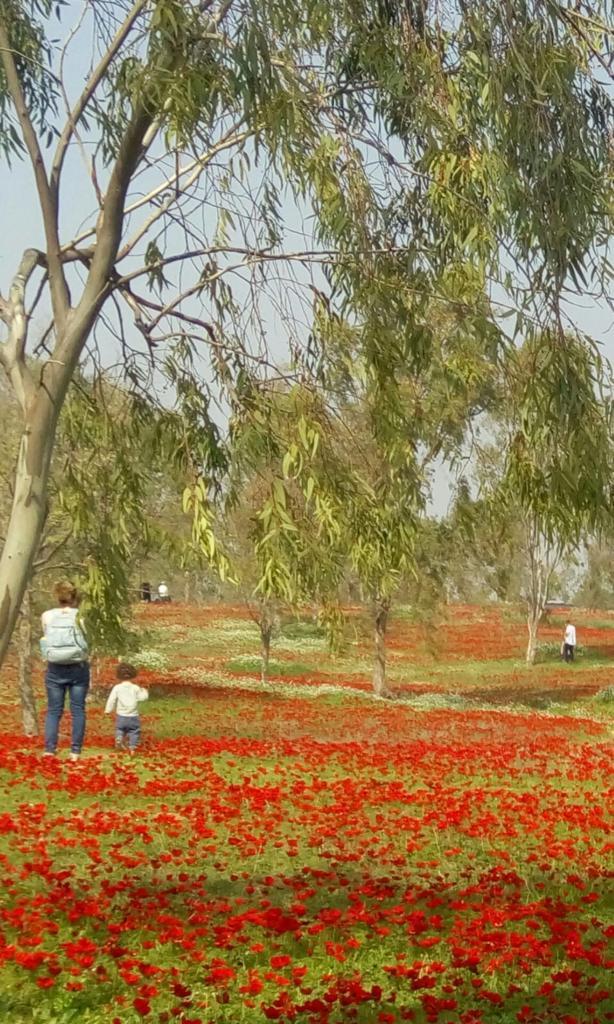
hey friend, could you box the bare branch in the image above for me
[32,320,55,357]
[112,283,285,378]
[118,281,216,339]
[50,0,150,192]
[114,243,427,287]
[64,128,254,257]
[140,282,207,333]
[59,102,156,368]
[557,4,614,81]
[56,4,104,208]
[0,249,45,410]
[34,530,73,570]
[26,269,49,322]
[0,22,70,329]
[117,124,253,261]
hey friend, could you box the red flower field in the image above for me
[0,604,612,1023]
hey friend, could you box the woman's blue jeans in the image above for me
[44,662,90,754]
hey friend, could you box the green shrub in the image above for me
[280,619,327,640]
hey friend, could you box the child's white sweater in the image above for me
[105,681,149,718]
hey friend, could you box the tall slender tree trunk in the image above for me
[0,394,58,670]
[524,515,554,666]
[17,586,38,736]
[260,620,272,684]
[526,608,541,665]
[372,599,390,697]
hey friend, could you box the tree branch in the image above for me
[63,150,224,253]
[556,4,614,81]
[56,101,156,371]
[56,3,103,208]
[113,243,433,288]
[0,21,70,329]
[0,249,44,410]
[117,124,253,261]
[50,0,150,192]
[118,281,216,339]
[34,530,73,570]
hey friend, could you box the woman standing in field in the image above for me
[40,581,89,761]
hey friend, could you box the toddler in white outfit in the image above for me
[105,663,148,753]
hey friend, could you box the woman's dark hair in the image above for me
[116,662,138,681]
[55,581,78,606]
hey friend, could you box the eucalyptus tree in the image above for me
[227,383,349,682]
[462,334,613,663]
[309,298,500,697]
[504,334,613,663]
[0,0,612,669]
[575,540,614,610]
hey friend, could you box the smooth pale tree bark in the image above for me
[526,557,548,666]
[0,381,61,667]
[525,517,562,665]
[372,598,391,697]
[260,619,272,684]
[526,606,542,666]
[257,599,280,684]
[17,585,38,737]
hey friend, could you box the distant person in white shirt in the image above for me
[157,581,170,602]
[105,663,149,753]
[563,620,576,663]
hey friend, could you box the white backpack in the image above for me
[40,611,88,664]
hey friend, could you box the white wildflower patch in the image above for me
[179,667,375,702]
[397,692,471,710]
[276,636,327,654]
[136,649,170,672]
[209,622,260,643]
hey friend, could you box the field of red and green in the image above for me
[0,603,612,1024]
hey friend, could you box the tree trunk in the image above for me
[0,394,58,669]
[260,622,272,684]
[372,599,390,697]
[526,610,540,665]
[17,586,38,736]
[525,552,548,665]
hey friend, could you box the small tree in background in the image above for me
[574,540,614,611]
[443,476,526,605]
[227,385,349,683]
[225,475,281,684]
[492,334,613,663]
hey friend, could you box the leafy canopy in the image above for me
[0,0,611,638]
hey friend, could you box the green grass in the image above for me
[279,620,327,640]
[225,656,315,677]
